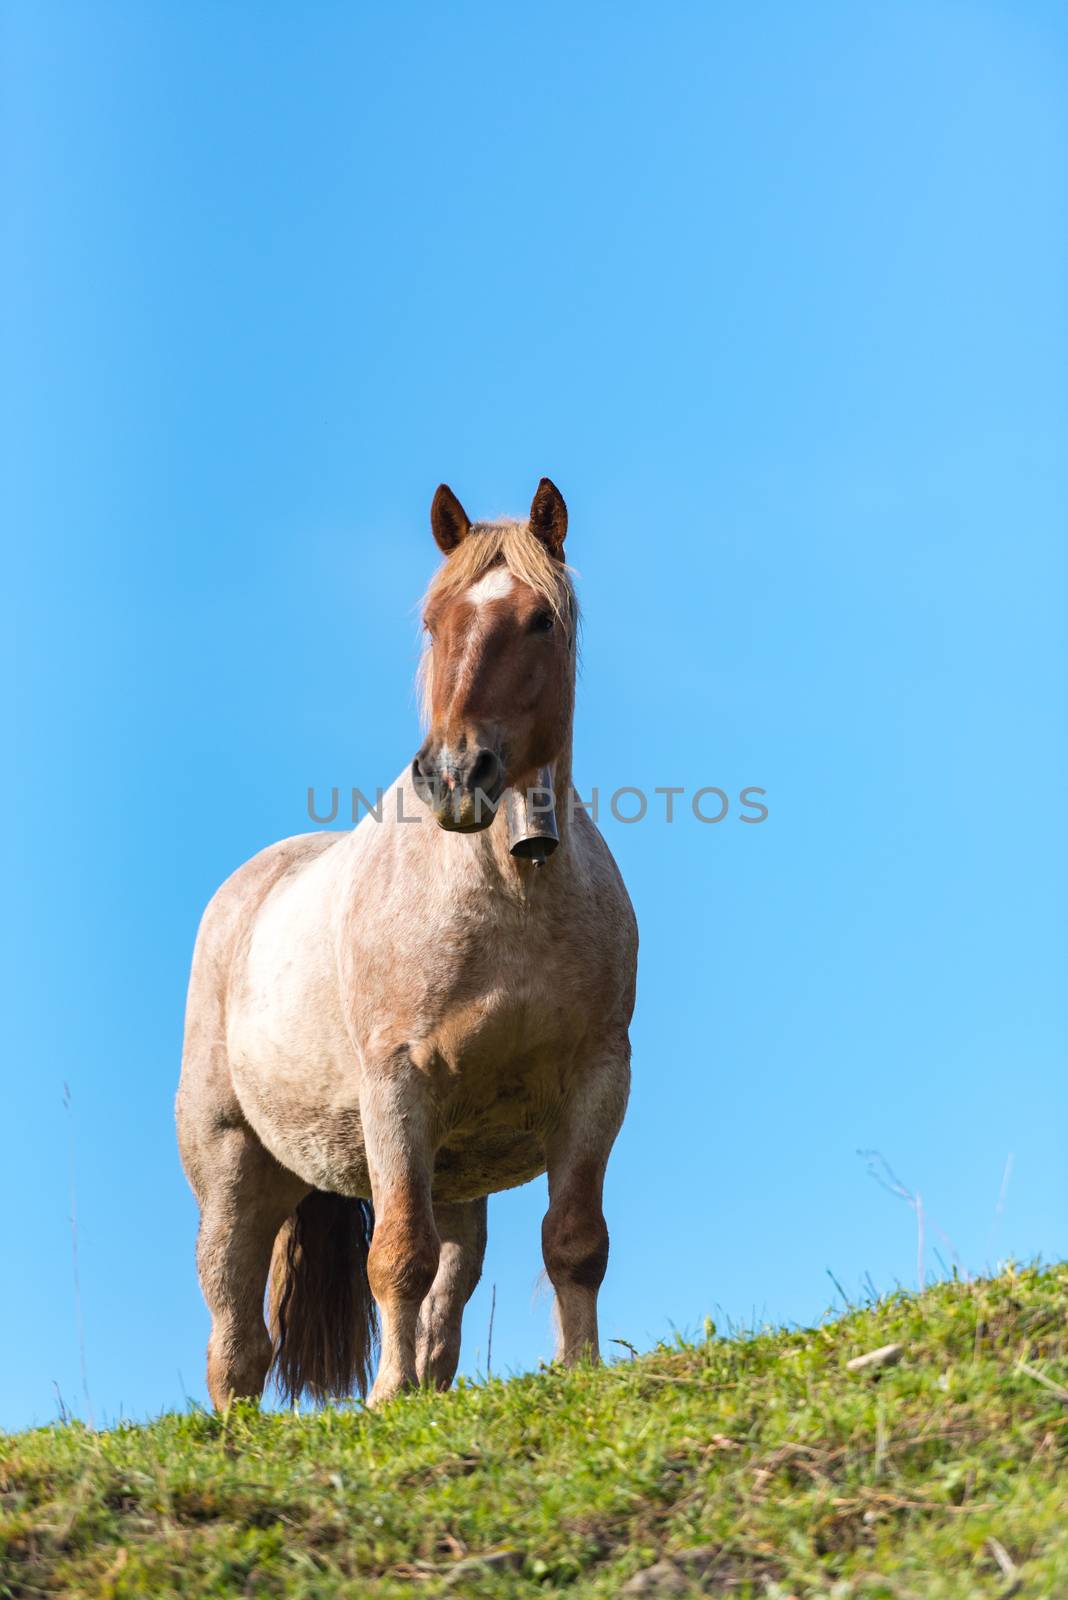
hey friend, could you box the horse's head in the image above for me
[413,479,577,832]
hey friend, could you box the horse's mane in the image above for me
[418,520,578,723]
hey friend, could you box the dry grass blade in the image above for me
[1015,1360,1068,1403]
[985,1535,1021,1595]
[846,1343,904,1373]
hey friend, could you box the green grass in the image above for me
[2,1266,1066,1598]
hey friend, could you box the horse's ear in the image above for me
[529,478,568,559]
[431,484,471,555]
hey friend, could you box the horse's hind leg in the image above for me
[191,1124,308,1408]
[415,1198,487,1390]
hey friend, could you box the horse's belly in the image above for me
[229,1022,370,1198]
[432,1131,546,1201]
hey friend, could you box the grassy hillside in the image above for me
[2,1266,1065,1598]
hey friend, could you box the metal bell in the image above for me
[503,766,559,866]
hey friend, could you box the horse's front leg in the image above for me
[360,1067,441,1406]
[542,1042,630,1365]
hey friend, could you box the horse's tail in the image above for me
[267,1190,379,1403]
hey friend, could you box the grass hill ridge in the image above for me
[2,1265,1065,1597]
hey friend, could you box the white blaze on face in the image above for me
[464,567,515,608]
[442,566,517,716]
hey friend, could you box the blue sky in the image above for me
[5,1,1065,1430]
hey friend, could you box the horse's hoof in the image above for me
[366,1373,412,1408]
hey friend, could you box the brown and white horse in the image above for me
[177,479,637,1407]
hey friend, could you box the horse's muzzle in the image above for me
[411,741,504,832]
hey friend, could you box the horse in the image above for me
[176,478,638,1408]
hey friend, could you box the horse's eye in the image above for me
[531,610,555,634]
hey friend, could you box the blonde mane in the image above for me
[418,520,578,723]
